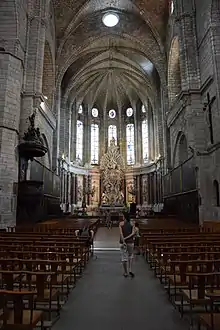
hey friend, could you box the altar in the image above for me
[100,137,125,204]
[99,205,127,225]
[99,205,127,215]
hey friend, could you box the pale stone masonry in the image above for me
[0,0,219,226]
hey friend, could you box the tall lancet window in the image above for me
[142,119,149,163]
[91,124,99,164]
[76,120,83,162]
[126,124,135,165]
[108,125,117,145]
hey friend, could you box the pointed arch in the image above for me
[213,180,220,207]
[173,132,188,167]
[168,36,181,107]
[40,134,51,169]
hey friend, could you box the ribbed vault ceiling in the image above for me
[54,0,169,110]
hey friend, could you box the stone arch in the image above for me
[168,36,181,107]
[173,132,188,167]
[40,134,51,169]
[56,32,165,89]
[42,41,55,110]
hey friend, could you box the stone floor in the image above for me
[54,228,189,330]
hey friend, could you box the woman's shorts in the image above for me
[120,243,134,262]
[134,237,140,247]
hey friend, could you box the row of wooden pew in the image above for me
[0,218,99,329]
[139,219,220,330]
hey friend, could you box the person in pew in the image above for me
[75,225,94,247]
[119,212,136,278]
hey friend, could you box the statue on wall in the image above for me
[100,137,125,205]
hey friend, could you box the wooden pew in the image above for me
[0,217,99,328]
[139,219,220,328]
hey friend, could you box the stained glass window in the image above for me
[109,109,116,119]
[142,104,146,113]
[126,108,133,117]
[76,120,83,161]
[92,108,98,118]
[170,1,174,14]
[78,105,83,114]
[108,125,117,145]
[126,124,135,165]
[91,124,99,164]
[142,119,149,163]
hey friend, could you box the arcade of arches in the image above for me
[0,0,220,227]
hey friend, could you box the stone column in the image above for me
[136,105,142,164]
[20,16,47,136]
[83,107,89,164]
[59,98,67,158]
[71,102,77,161]
[134,104,138,164]
[53,87,61,171]
[177,2,200,92]
[0,52,23,227]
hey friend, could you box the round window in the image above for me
[102,13,119,27]
[126,108,133,117]
[109,109,116,119]
[92,108,98,117]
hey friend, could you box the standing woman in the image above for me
[134,221,141,255]
[119,212,136,277]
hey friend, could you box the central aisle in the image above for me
[54,228,189,330]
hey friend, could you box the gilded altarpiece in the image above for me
[142,175,149,205]
[90,169,100,206]
[126,177,136,204]
[77,175,83,205]
[100,138,125,205]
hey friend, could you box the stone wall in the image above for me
[166,0,220,222]
[0,52,23,227]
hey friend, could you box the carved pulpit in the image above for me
[100,138,125,206]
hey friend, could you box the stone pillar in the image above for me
[20,16,47,136]
[136,105,142,164]
[71,102,77,162]
[74,174,77,205]
[0,52,23,228]
[209,3,220,143]
[59,98,67,158]
[53,87,61,171]
[83,107,90,164]
[177,3,200,91]
[134,104,138,164]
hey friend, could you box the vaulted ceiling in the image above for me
[53,0,170,110]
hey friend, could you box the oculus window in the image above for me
[126,108,133,117]
[76,120,83,161]
[126,124,135,165]
[92,108,98,118]
[109,109,116,119]
[142,119,149,163]
[102,12,119,27]
[91,124,99,164]
[108,125,117,145]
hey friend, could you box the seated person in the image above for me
[75,224,94,247]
